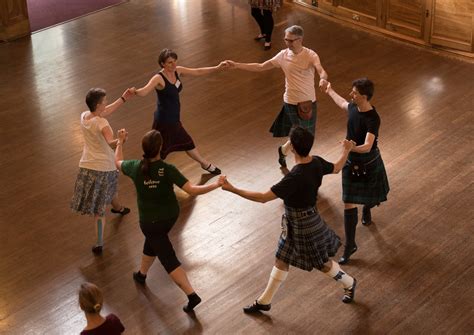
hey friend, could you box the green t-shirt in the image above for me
[121,159,188,222]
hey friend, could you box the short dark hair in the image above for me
[352,78,374,100]
[290,126,314,157]
[158,48,178,68]
[85,88,106,112]
[140,130,163,179]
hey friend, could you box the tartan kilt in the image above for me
[275,206,341,271]
[269,102,317,137]
[342,149,390,205]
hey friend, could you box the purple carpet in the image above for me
[27,0,125,32]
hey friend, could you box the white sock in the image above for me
[325,261,354,288]
[257,266,288,305]
[204,164,216,172]
[281,140,291,156]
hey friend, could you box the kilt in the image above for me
[70,168,118,216]
[275,206,341,271]
[342,148,390,205]
[152,121,196,159]
[269,102,317,137]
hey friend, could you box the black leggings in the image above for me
[251,7,274,43]
[140,218,181,273]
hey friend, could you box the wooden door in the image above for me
[430,0,473,52]
[383,0,429,39]
[0,0,30,41]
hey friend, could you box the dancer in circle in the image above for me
[325,78,390,264]
[249,0,282,50]
[222,127,357,313]
[132,48,226,175]
[226,25,328,169]
[79,282,125,334]
[71,88,134,255]
[115,129,225,313]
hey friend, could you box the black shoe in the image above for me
[92,245,103,255]
[264,43,271,50]
[133,271,146,284]
[342,278,357,303]
[111,207,130,215]
[278,146,287,167]
[338,245,358,265]
[203,164,221,175]
[361,205,372,226]
[183,293,202,313]
[243,300,271,313]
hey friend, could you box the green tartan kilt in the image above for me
[342,149,390,205]
[269,102,317,138]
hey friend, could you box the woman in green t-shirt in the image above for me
[115,129,225,313]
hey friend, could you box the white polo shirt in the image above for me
[270,47,321,105]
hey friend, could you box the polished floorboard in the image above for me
[0,0,473,334]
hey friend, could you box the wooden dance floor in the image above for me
[0,1,473,333]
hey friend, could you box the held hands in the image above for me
[216,175,227,187]
[217,61,230,70]
[121,88,135,101]
[341,139,355,152]
[223,60,236,69]
[324,81,333,94]
[117,128,128,143]
[221,176,235,192]
[319,78,329,92]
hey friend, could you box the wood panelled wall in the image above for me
[294,0,474,54]
[0,0,30,41]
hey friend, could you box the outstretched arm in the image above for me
[177,61,228,76]
[134,75,164,97]
[226,59,275,72]
[181,175,226,196]
[100,88,134,117]
[325,82,349,111]
[222,179,277,203]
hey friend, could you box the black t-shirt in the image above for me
[346,102,380,152]
[271,156,334,208]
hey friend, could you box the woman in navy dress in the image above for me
[133,49,226,175]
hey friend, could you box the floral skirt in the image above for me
[70,168,118,216]
[249,0,281,10]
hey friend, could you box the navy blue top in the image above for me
[154,71,183,124]
[346,102,380,152]
[271,156,334,208]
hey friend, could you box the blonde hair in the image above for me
[79,282,103,314]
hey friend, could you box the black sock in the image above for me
[344,207,358,249]
[183,293,201,313]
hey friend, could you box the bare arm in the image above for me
[134,75,164,97]
[222,179,278,203]
[114,129,128,170]
[227,59,275,72]
[325,82,349,111]
[313,54,329,91]
[177,61,227,76]
[181,176,225,196]
[351,133,375,154]
[101,125,119,149]
[100,88,134,117]
[332,139,355,173]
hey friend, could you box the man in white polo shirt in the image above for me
[227,25,328,168]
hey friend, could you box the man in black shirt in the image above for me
[222,127,357,313]
[325,78,390,264]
